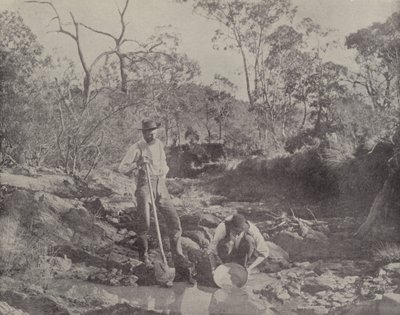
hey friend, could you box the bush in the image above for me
[0,217,56,289]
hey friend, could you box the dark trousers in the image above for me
[135,176,184,262]
[217,234,255,267]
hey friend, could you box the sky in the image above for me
[1,0,399,99]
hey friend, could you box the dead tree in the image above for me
[354,175,394,237]
[79,0,166,94]
[27,1,114,105]
[355,134,400,238]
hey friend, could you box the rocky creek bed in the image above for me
[1,165,400,315]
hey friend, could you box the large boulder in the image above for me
[2,189,118,251]
[272,230,329,261]
[86,170,134,197]
[0,171,112,199]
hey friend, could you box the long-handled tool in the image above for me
[144,163,176,286]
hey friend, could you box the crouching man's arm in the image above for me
[247,224,269,273]
[207,222,226,273]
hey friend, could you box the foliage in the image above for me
[0,217,57,289]
[0,11,46,163]
[346,12,400,111]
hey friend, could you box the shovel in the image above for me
[144,163,176,286]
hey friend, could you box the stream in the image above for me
[48,273,274,315]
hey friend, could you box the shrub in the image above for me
[0,217,56,289]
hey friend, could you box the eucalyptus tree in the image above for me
[0,10,47,164]
[346,12,400,111]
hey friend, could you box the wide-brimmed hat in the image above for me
[138,119,161,130]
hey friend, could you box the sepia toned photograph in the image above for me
[1,0,400,314]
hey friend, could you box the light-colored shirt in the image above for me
[118,139,169,177]
[208,215,269,258]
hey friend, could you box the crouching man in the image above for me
[208,214,269,274]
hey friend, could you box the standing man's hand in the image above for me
[138,156,151,168]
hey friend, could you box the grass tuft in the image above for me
[374,242,400,264]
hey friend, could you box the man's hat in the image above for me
[138,119,161,130]
[231,214,248,231]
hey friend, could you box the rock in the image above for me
[130,264,158,286]
[86,169,134,197]
[305,229,328,242]
[199,213,220,228]
[379,293,400,314]
[298,305,329,315]
[266,241,289,260]
[83,302,163,315]
[166,180,186,196]
[182,230,210,249]
[2,190,74,243]
[383,262,400,275]
[99,195,135,214]
[259,283,291,303]
[259,243,291,273]
[208,195,228,205]
[0,171,111,199]
[302,273,338,294]
[180,214,201,229]
[34,192,85,215]
[60,207,115,249]
[41,255,72,273]
[181,237,201,251]
[0,301,29,315]
[88,270,138,287]
[53,245,131,274]
[0,290,69,315]
[272,230,329,261]
[83,197,107,217]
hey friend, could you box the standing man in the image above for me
[118,119,192,270]
[208,214,269,274]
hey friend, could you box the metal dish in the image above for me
[213,263,248,289]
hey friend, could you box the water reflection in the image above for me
[49,280,270,315]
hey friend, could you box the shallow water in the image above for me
[340,297,400,315]
[49,274,273,315]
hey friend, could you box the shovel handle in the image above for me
[144,163,168,265]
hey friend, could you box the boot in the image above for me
[137,235,153,268]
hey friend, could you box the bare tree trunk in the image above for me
[355,175,393,237]
[301,100,307,128]
[219,120,222,142]
[118,54,128,93]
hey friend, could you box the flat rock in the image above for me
[0,290,70,315]
[302,273,338,294]
[297,305,329,315]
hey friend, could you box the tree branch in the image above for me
[79,22,116,41]
[26,1,77,40]
[80,100,143,147]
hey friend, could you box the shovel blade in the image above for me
[154,260,175,285]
